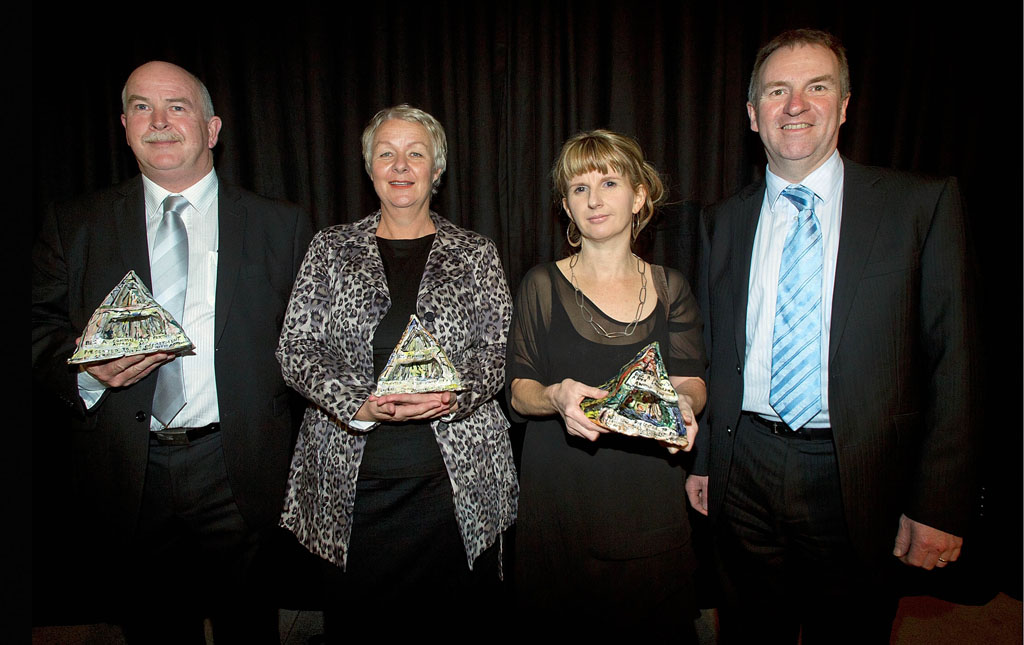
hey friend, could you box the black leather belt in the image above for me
[151,423,220,446]
[744,413,832,440]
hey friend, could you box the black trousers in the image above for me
[120,431,278,645]
[713,414,897,645]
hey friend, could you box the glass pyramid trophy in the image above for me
[580,341,687,447]
[68,270,193,364]
[374,315,462,395]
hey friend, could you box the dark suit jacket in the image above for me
[32,175,314,545]
[694,158,978,562]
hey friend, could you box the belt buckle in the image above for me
[153,430,190,446]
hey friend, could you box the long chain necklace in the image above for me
[569,252,647,338]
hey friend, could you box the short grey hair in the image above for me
[121,63,216,122]
[748,29,851,106]
[361,104,448,192]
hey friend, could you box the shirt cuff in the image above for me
[348,418,377,431]
[77,369,107,410]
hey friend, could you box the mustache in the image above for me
[142,132,183,143]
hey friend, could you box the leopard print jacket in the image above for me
[276,211,518,570]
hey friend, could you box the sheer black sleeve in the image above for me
[658,266,707,378]
[504,264,556,421]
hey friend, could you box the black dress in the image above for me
[507,262,706,631]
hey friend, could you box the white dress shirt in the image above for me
[741,151,844,428]
[79,170,221,429]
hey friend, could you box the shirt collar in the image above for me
[765,150,843,210]
[143,169,219,217]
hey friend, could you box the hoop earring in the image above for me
[567,219,582,248]
[631,212,641,241]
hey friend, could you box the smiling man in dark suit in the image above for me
[686,30,977,643]
[33,61,313,643]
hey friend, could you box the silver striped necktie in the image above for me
[151,194,189,428]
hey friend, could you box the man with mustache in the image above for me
[687,30,977,643]
[33,61,313,643]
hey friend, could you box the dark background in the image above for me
[28,0,1021,631]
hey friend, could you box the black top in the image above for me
[360,234,445,479]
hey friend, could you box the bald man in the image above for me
[33,61,313,643]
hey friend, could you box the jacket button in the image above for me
[726,426,733,434]
[423,311,436,322]
[735,364,741,373]
[135,411,147,422]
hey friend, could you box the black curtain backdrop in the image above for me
[30,0,1021,627]
[36,3,1016,287]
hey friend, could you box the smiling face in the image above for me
[121,62,222,192]
[747,43,849,182]
[371,119,440,219]
[562,169,646,246]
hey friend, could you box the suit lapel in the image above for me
[829,159,884,363]
[215,184,244,345]
[114,178,152,287]
[732,182,764,366]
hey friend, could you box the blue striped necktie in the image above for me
[151,194,189,428]
[769,184,822,430]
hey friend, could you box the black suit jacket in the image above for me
[694,158,978,561]
[32,175,314,544]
